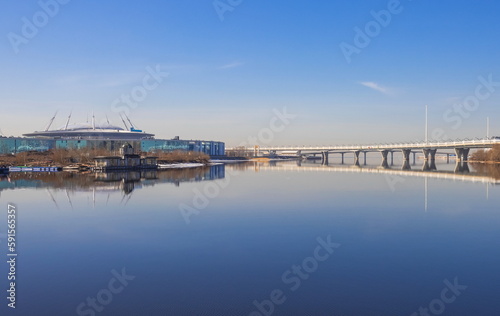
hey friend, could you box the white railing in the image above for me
[228,138,500,152]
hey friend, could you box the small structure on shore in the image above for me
[94,144,157,171]
[9,166,61,172]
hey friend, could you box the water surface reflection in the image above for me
[0,161,499,315]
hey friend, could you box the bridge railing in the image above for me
[228,138,500,152]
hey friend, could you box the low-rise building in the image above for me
[94,144,158,171]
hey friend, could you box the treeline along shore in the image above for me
[0,148,210,167]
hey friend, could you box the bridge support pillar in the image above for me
[429,157,437,170]
[380,150,389,168]
[341,153,344,165]
[455,148,464,161]
[354,151,360,165]
[422,160,436,171]
[463,148,470,161]
[390,151,394,166]
[402,149,411,161]
[423,160,430,171]
[380,150,389,169]
[412,152,416,165]
[429,149,437,161]
[423,149,429,160]
[423,149,437,161]
[363,152,367,165]
[402,149,412,170]
[455,161,470,173]
[402,160,411,170]
[321,151,329,165]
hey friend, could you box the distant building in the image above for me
[22,122,155,140]
[0,114,225,156]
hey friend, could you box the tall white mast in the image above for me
[124,113,135,130]
[64,111,72,130]
[44,111,58,131]
[120,114,129,130]
[92,111,96,130]
[425,105,429,144]
[487,117,490,139]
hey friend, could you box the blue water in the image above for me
[0,161,499,315]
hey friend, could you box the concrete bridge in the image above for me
[232,138,500,165]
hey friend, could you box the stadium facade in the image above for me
[0,115,225,156]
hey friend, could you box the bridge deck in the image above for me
[240,139,500,152]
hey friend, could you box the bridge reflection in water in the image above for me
[240,160,499,212]
[243,160,500,185]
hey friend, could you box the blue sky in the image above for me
[1,0,500,146]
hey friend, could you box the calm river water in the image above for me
[0,159,499,316]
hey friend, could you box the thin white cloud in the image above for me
[359,81,392,95]
[219,61,244,70]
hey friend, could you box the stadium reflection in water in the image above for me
[0,164,226,197]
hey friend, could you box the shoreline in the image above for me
[468,160,500,164]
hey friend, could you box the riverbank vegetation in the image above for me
[0,149,108,167]
[154,151,210,164]
[0,149,209,167]
[470,145,500,163]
